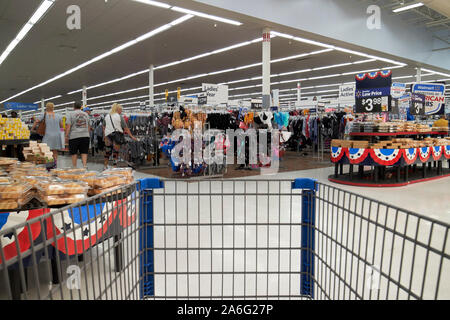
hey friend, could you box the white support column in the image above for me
[82,86,87,107]
[416,67,422,83]
[297,82,302,105]
[149,64,155,108]
[262,27,271,109]
[41,98,45,113]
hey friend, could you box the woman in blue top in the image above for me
[31,102,63,166]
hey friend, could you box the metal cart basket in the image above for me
[0,178,448,300]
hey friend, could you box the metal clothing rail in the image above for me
[0,178,448,300]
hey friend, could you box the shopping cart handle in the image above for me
[291,178,318,191]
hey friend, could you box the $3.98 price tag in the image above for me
[356,96,388,113]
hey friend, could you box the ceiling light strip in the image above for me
[0,14,193,104]
[0,0,55,67]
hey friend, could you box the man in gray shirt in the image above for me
[65,102,91,168]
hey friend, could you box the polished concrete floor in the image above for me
[9,155,443,300]
[58,155,450,223]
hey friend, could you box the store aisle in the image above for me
[70,155,450,223]
[242,166,450,223]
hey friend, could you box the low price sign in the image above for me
[409,93,425,115]
[355,70,392,113]
[411,83,445,115]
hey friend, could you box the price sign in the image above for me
[198,95,207,105]
[355,96,389,113]
[409,93,425,115]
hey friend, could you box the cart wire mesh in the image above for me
[0,178,448,300]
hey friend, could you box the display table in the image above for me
[349,131,448,137]
[329,145,450,187]
[0,188,136,299]
[0,139,30,146]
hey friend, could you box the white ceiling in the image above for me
[0,0,448,115]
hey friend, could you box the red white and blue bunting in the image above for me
[331,145,449,165]
[331,147,345,162]
[347,148,370,164]
[419,147,431,162]
[402,148,418,165]
[370,148,403,166]
[432,146,443,161]
[0,209,43,263]
[444,145,450,160]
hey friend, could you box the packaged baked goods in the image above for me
[58,171,97,180]
[103,167,133,178]
[36,180,89,195]
[0,182,32,199]
[51,168,86,176]
[0,199,24,210]
[26,170,52,177]
[88,186,124,197]
[37,193,87,206]
[14,176,52,187]
[0,177,11,183]
[0,157,18,166]
[79,174,125,189]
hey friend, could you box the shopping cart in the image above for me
[0,178,448,300]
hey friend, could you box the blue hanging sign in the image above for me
[3,102,39,111]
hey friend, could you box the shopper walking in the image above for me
[103,103,137,169]
[31,102,63,167]
[65,102,91,169]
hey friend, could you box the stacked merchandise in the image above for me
[0,182,34,210]
[0,116,30,140]
[432,124,449,132]
[35,179,88,206]
[416,124,431,133]
[377,122,397,133]
[332,137,450,149]
[22,141,54,164]
[76,167,135,196]
[349,121,437,133]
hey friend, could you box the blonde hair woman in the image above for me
[31,102,63,167]
[103,103,137,169]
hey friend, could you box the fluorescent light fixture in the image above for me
[308,74,341,80]
[0,15,191,103]
[55,101,75,107]
[313,63,352,71]
[171,7,242,26]
[353,59,376,64]
[33,95,62,104]
[393,2,424,13]
[334,47,370,58]
[0,0,55,67]
[271,31,333,49]
[421,68,450,78]
[132,0,171,9]
[271,53,310,63]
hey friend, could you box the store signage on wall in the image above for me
[202,83,229,105]
[272,89,280,107]
[355,70,392,113]
[411,83,445,115]
[3,102,38,111]
[391,83,406,98]
[338,84,356,105]
[409,93,426,115]
[198,94,207,105]
[251,99,263,109]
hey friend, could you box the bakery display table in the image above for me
[329,145,450,187]
[0,187,136,299]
